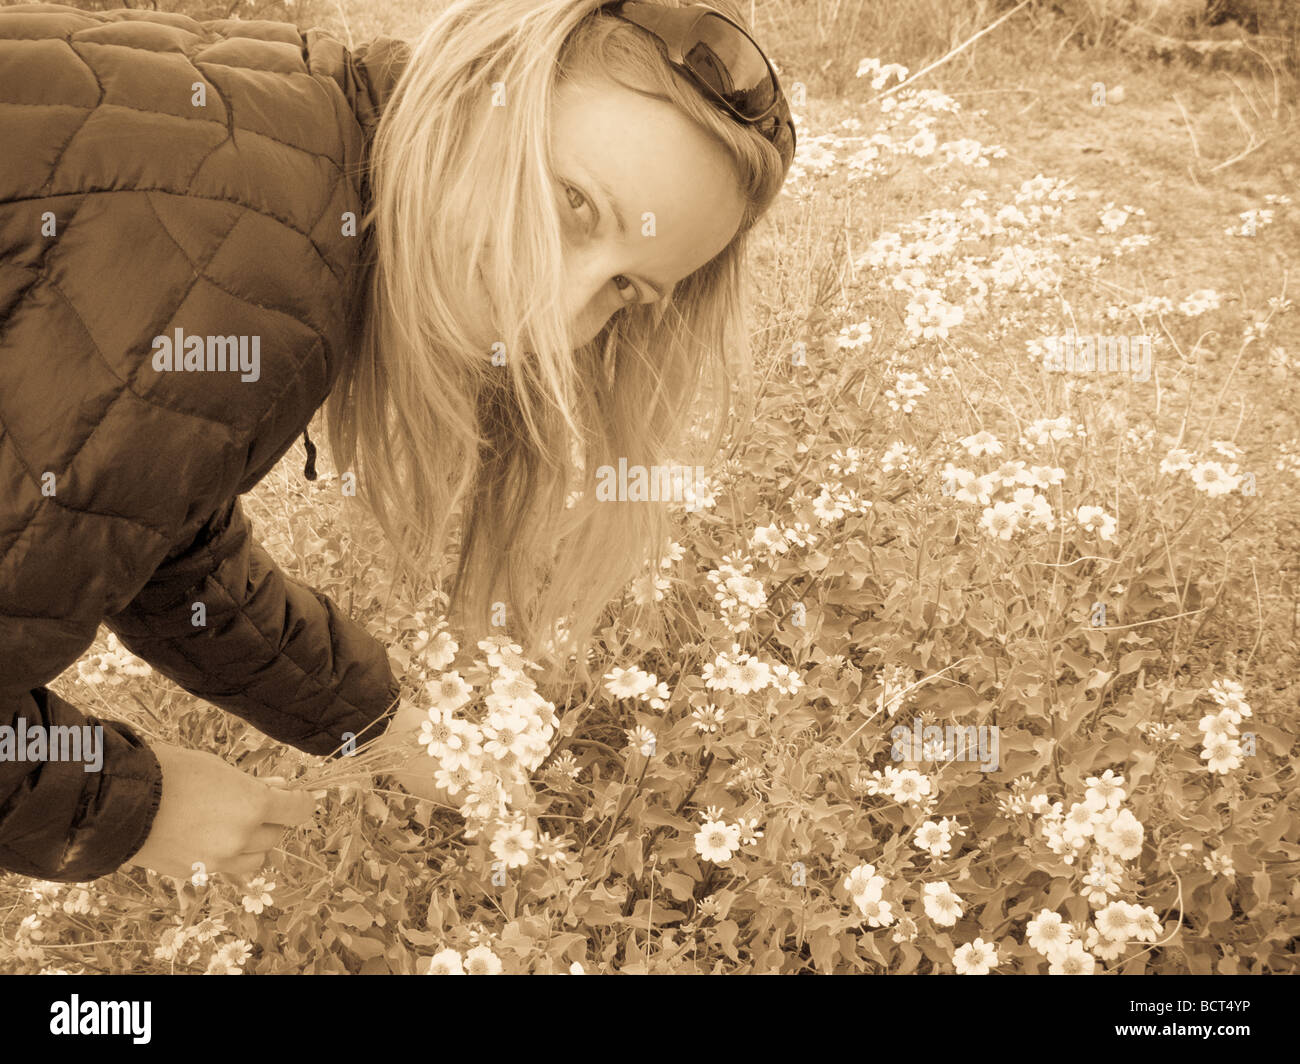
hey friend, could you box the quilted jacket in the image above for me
[0,3,411,881]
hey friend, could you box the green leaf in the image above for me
[401,926,441,947]
[335,903,374,931]
[1058,648,1092,679]
[660,871,697,903]
[714,919,741,963]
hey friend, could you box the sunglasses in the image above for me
[598,1,797,175]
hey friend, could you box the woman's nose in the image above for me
[568,307,612,349]
[564,258,623,349]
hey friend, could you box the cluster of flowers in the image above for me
[836,319,873,350]
[699,643,804,697]
[604,663,671,708]
[1275,439,1300,480]
[1177,288,1222,317]
[1024,899,1162,974]
[704,554,769,634]
[153,917,253,974]
[628,540,684,608]
[1027,768,1146,866]
[414,631,566,870]
[810,480,873,525]
[605,646,803,759]
[843,862,975,957]
[881,440,918,474]
[800,114,1091,374]
[1101,286,1222,319]
[844,750,997,970]
[75,632,151,686]
[1197,678,1252,775]
[424,943,589,974]
[26,880,102,918]
[693,806,764,863]
[1096,202,1146,234]
[862,176,1075,331]
[854,764,934,805]
[740,472,865,560]
[749,519,821,557]
[904,288,965,341]
[1001,769,1169,970]
[935,424,1117,544]
[424,945,506,974]
[11,882,106,966]
[885,370,930,414]
[1020,413,1085,452]
[1106,293,1173,322]
[843,862,903,929]
[912,816,967,858]
[1224,194,1289,237]
[1159,441,1248,498]
[781,58,999,186]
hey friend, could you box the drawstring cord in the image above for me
[301,427,318,481]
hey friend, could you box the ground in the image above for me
[2,0,1297,975]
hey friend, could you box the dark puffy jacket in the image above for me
[0,3,411,881]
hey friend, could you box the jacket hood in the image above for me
[307,30,412,153]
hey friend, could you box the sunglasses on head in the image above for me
[598,1,797,175]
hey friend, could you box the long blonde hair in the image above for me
[326,0,789,684]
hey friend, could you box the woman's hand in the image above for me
[373,700,455,806]
[125,743,317,881]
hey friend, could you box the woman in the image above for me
[0,0,794,884]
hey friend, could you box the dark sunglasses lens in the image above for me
[685,13,778,118]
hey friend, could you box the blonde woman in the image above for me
[0,0,794,883]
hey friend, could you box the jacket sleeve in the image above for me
[0,495,400,883]
[105,496,402,758]
[0,686,163,882]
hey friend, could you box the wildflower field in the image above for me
[3,0,1298,975]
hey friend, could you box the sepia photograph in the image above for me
[0,0,1295,1013]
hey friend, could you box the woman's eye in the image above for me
[612,275,640,303]
[561,183,639,303]
[563,184,589,216]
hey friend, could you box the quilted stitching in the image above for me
[0,2,409,880]
[0,2,369,621]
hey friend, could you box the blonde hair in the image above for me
[326,0,788,685]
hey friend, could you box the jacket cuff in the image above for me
[54,721,165,883]
[327,674,402,759]
[113,735,164,870]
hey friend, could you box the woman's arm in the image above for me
[0,686,163,881]
[0,492,395,882]
[105,496,401,759]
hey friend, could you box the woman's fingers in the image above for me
[244,822,290,854]
[224,850,270,878]
[261,785,318,828]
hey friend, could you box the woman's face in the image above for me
[469,75,748,352]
